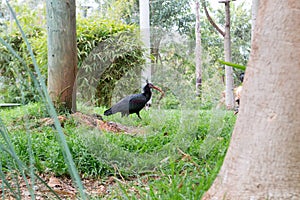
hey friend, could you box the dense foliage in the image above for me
[76,18,145,107]
[0,28,43,103]
[0,14,144,106]
[0,1,251,110]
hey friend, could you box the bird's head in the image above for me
[145,82,164,95]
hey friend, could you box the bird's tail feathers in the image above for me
[104,108,112,116]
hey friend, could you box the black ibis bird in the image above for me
[104,81,164,119]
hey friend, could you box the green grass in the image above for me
[0,103,236,199]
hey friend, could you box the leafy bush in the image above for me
[76,18,145,107]
[0,15,144,106]
[0,28,44,103]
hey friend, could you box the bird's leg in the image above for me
[136,112,142,119]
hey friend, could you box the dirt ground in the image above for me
[40,112,144,134]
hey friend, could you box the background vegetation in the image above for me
[0,0,250,109]
[0,0,250,199]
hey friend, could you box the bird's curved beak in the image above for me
[151,85,165,98]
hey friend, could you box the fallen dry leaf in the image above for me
[48,176,61,188]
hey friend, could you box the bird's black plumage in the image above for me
[104,82,162,119]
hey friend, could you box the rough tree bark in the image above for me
[46,0,77,112]
[203,0,300,199]
[195,0,202,97]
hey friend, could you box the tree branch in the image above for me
[201,0,225,37]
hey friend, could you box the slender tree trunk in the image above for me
[195,0,202,97]
[203,0,235,108]
[139,0,151,86]
[202,0,225,37]
[222,0,235,109]
[203,0,300,199]
[46,0,77,112]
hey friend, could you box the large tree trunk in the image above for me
[46,0,77,112]
[195,0,202,98]
[223,0,235,109]
[203,0,300,199]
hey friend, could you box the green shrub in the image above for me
[0,28,44,103]
[0,15,144,106]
